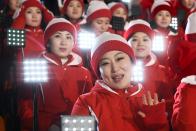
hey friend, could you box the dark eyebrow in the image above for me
[114,52,124,57]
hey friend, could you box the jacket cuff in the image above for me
[141,102,168,128]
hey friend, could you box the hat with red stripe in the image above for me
[62,0,84,13]
[86,1,111,22]
[108,2,128,15]
[124,19,154,41]
[44,18,77,45]
[91,32,135,77]
[151,0,173,18]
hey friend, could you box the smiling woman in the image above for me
[71,32,169,131]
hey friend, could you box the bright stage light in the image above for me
[78,30,96,50]
[152,35,164,52]
[23,59,48,83]
[121,0,131,3]
[7,28,25,47]
[132,61,144,82]
[61,116,96,131]
[170,17,178,30]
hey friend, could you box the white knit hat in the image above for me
[124,19,154,40]
[151,0,173,17]
[86,1,111,22]
[44,18,77,45]
[185,11,196,42]
[91,32,135,77]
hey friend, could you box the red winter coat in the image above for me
[72,80,169,131]
[141,53,174,118]
[172,75,196,131]
[18,52,93,131]
[17,26,45,62]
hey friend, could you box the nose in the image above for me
[32,12,38,18]
[137,39,143,46]
[60,37,67,45]
[101,24,107,31]
[111,61,119,73]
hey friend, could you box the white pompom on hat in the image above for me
[185,11,196,42]
[86,1,111,22]
[91,32,135,77]
[44,18,77,45]
[124,19,154,41]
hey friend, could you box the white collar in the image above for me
[181,75,196,85]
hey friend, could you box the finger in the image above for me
[154,93,158,105]
[138,111,146,118]
[147,91,153,106]
[142,94,148,105]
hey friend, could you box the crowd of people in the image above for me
[0,0,195,131]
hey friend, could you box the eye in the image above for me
[143,38,149,42]
[54,34,61,38]
[68,4,74,7]
[105,21,110,25]
[131,38,137,42]
[77,4,82,8]
[97,21,102,24]
[100,61,110,66]
[36,10,41,14]
[116,57,124,62]
[26,10,32,14]
[66,36,72,39]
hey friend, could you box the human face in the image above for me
[8,0,20,11]
[66,0,83,21]
[49,31,74,58]
[113,7,127,21]
[181,0,195,9]
[99,51,133,89]
[91,17,110,36]
[25,7,42,27]
[129,32,152,59]
[155,10,171,28]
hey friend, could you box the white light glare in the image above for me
[23,59,48,83]
[121,0,131,3]
[78,30,96,49]
[61,116,95,131]
[152,35,164,52]
[132,61,144,82]
[170,17,178,30]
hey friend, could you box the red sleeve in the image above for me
[71,95,90,116]
[140,102,170,131]
[172,83,196,131]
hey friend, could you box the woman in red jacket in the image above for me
[11,1,54,131]
[37,18,93,131]
[72,32,169,131]
[124,19,174,120]
[171,40,196,131]
[150,0,182,67]
[61,0,85,32]
[12,0,54,61]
